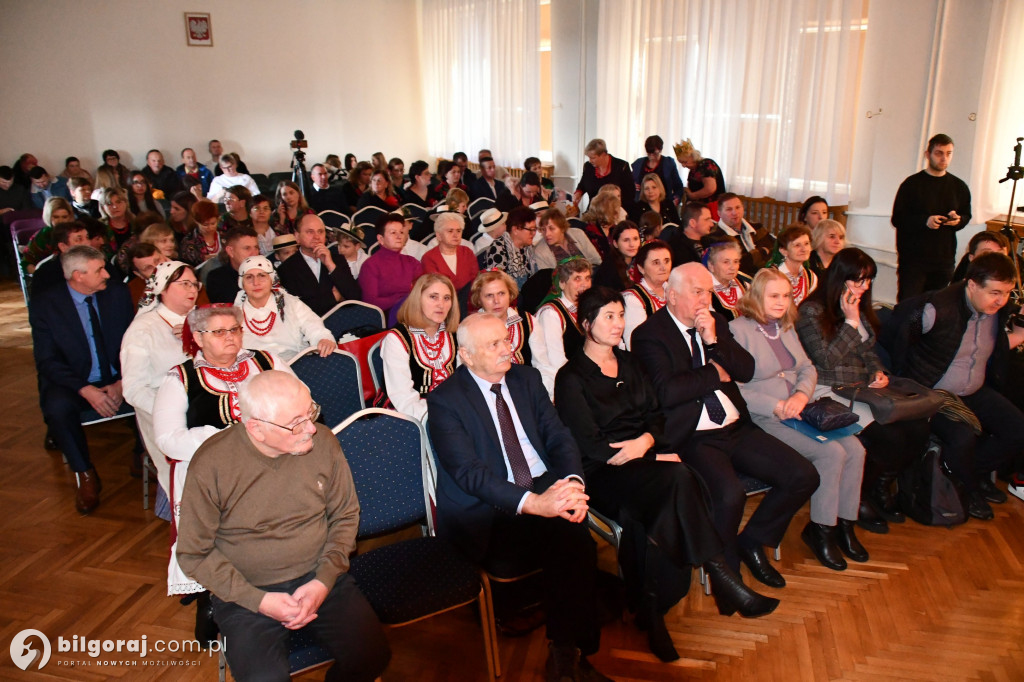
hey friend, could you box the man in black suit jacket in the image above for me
[30,246,134,514]
[276,214,361,316]
[427,313,611,682]
[666,201,716,267]
[307,164,348,215]
[631,263,818,588]
[469,157,508,202]
[205,227,259,303]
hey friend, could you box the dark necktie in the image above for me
[86,295,114,385]
[687,328,726,424]
[490,384,534,489]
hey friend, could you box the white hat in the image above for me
[528,201,549,213]
[237,255,276,288]
[138,260,190,312]
[478,207,508,234]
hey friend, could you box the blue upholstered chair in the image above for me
[320,300,385,340]
[288,349,364,430]
[334,409,497,681]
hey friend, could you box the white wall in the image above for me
[0,1,428,176]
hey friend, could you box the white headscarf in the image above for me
[138,260,191,313]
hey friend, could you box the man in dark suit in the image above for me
[307,164,348,215]
[427,313,612,682]
[276,214,361,316]
[666,201,716,267]
[30,221,90,297]
[631,263,819,588]
[469,157,508,202]
[30,246,134,514]
[205,227,259,303]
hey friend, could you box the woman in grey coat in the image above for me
[730,269,867,571]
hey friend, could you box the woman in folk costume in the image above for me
[704,237,753,321]
[533,256,593,398]
[234,255,336,361]
[469,269,550,368]
[622,239,672,350]
[120,261,200,519]
[770,225,819,306]
[380,273,461,421]
[153,304,293,645]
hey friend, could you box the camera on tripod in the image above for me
[290,130,309,198]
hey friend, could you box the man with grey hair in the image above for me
[176,370,390,681]
[427,312,613,682]
[632,263,819,589]
[30,245,133,514]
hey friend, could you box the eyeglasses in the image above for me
[195,325,242,337]
[252,402,321,435]
[131,180,147,185]
[518,225,538,233]
[172,280,203,291]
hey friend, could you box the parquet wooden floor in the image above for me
[1,280,1023,681]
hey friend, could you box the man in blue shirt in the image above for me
[30,246,133,514]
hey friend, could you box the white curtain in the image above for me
[971,0,1024,221]
[596,0,866,204]
[420,0,540,169]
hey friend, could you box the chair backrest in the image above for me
[401,203,429,222]
[318,209,350,231]
[194,256,222,287]
[267,171,292,191]
[321,300,385,339]
[567,217,587,231]
[333,408,432,537]
[468,197,495,220]
[249,173,271,194]
[289,349,365,429]
[352,206,387,228]
[368,337,385,392]
[11,218,45,244]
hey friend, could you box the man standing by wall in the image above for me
[892,133,972,301]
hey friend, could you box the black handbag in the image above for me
[832,377,943,424]
[799,397,859,431]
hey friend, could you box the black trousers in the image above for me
[683,420,820,571]
[897,260,954,302]
[586,459,723,613]
[930,385,1024,492]
[483,472,601,656]
[212,572,390,682]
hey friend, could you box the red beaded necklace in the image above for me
[202,361,250,384]
[244,307,276,336]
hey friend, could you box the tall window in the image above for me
[596,0,868,203]
[420,0,541,168]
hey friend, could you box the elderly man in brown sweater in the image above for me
[176,371,390,681]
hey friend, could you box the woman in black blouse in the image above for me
[555,287,778,662]
[592,221,641,291]
[629,173,678,226]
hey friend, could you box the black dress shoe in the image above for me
[836,519,869,562]
[738,545,786,588]
[856,500,889,534]
[194,591,219,649]
[801,522,847,571]
[977,477,1007,504]
[704,557,779,618]
[966,493,994,521]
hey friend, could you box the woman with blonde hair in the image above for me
[99,187,135,252]
[674,138,726,219]
[469,269,548,366]
[580,189,622,260]
[808,218,847,278]
[732,268,867,571]
[630,173,678,226]
[380,273,460,420]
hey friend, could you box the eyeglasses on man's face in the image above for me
[252,402,321,435]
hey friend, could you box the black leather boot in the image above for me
[704,557,779,618]
[836,519,869,562]
[637,594,679,662]
[194,591,219,649]
[868,473,905,522]
[801,522,847,571]
[856,500,889,534]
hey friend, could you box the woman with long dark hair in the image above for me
[796,248,931,534]
[556,286,778,661]
[593,221,641,291]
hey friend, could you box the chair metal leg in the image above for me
[218,646,227,682]
[142,453,150,510]
[700,566,711,595]
[774,546,781,561]
[477,582,498,681]
[480,572,501,678]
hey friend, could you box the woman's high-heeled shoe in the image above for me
[703,557,779,618]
